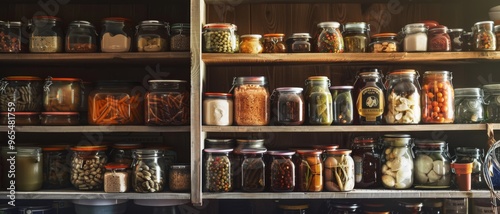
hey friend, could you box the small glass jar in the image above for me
[413,140,451,188]
[316,22,344,53]
[271,87,305,125]
[40,112,79,125]
[65,20,98,53]
[170,23,190,51]
[421,71,454,123]
[239,34,263,53]
[428,25,451,52]
[0,21,24,53]
[203,92,233,126]
[0,112,40,125]
[204,148,233,192]
[240,149,266,192]
[453,147,486,189]
[202,23,237,53]
[30,16,63,53]
[101,17,133,53]
[232,76,270,125]
[324,149,355,192]
[169,164,190,192]
[296,150,323,192]
[343,22,370,53]
[403,23,428,52]
[109,143,143,166]
[384,69,421,124]
[369,33,398,53]
[332,203,360,214]
[397,201,423,214]
[351,136,381,188]
[454,88,484,123]
[305,76,333,125]
[268,150,295,192]
[145,80,189,125]
[278,204,308,214]
[16,147,43,191]
[263,33,286,53]
[131,149,166,193]
[70,145,108,190]
[330,86,354,125]
[104,163,129,193]
[495,25,500,51]
[290,33,312,53]
[136,20,169,52]
[43,77,83,112]
[381,134,414,189]
[354,71,385,124]
[448,28,463,52]
[0,76,43,112]
[484,84,500,122]
[472,21,496,51]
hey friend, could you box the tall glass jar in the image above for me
[354,71,385,124]
[351,136,381,188]
[170,23,190,51]
[295,150,323,192]
[324,149,355,192]
[109,143,143,166]
[453,147,486,189]
[0,76,43,112]
[483,84,500,122]
[145,80,189,125]
[370,33,399,53]
[30,16,63,53]
[65,20,98,53]
[384,69,421,124]
[316,22,344,53]
[403,23,428,52]
[343,22,369,53]
[448,28,463,52]
[290,33,312,53]
[271,87,305,125]
[42,145,70,189]
[421,71,454,123]
[43,77,83,112]
[232,76,270,125]
[381,134,414,189]
[239,34,263,53]
[204,148,233,192]
[427,25,451,52]
[136,20,169,52]
[240,149,266,192]
[101,17,132,53]
[263,33,286,53]
[305,76,333,125]
[70,145,108,190]
[202,23,237,53]
[472,21,496,51]
[203,92,233,126]
[413,140,451,188]
[131,149,165,193]
[17,147,43,191]
[330,86,354,125]
[454,88,484,123]
[0,21,24,53]
[268,150,295,192]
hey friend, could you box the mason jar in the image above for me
[454,88,484,123]
[131,149,166,193]
[204,148,233,192]
[290,33,312,53]
[453,147,486,189]
[239,34,263,53]
[384,69,421,124]
[472,21,496,51]
[330,86,354,125]
[0,21,24,53]
[343,22,369,53]
[427,25,451,52]
[271,87,305,125]
[295,150,323,192]
[351,136,381,188]
[354,70,385,124]
[202,23,237,53]
[421,71,454,124]
[381,134,414,189]
[483,84,500,122]
[65,20,98,52]
[323,149,355,192]
[232,76,270,125]
[136,20,169,52]
[263,33,286,53]
[413,140,451,188]
[240,149,266,192]
[30,16,63,53]
[369,33,399,53]
[145,80,189,125]
[268,150,296,192]
[0,76,43,112]
[101,17,133,52]
[170,23,190,51]
[43,77,83,112]
[403,23,428,52]
[316,22,344,53]
[16,147,43,191]
[203,92,233,126]
[70,145,108,190]
[305,76,333,125]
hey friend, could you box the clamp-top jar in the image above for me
[232,76,270,125]
[454,88,484,123]
[472,21,496,51]
[343,22,369,53]
[263,33,286,53]
[0,21,24,53]
[421,71,454,123]
[30,16,63,53]
[354,70,385,124]
[370,33,398,53]
[66,21,98,52]
[381,134,414,189]
[43,77,83,112]
[403,23,428,52]
[453,147,485,189]
[384,69,421,124]
[290,33,312,53]
[17,147,43,191]
[0,76,43,112]
[271,87,305,125]
[136,20,169,52]
[316,22,344,53]
[131,149,166,193]
[329,86,353,124]
[170,23,190,51]
[305,76,333,125]
[101,17,133,52]
[70,145,108,190]
[202,23,237,53]
[42,145,70,189]
[145,80,189,125]
[351,136,381,188]
[413,140,451,188]
[483,84,500,122]
[428,25,451,52]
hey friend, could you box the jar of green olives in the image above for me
[202,23,237,53]
[305,76,333,125]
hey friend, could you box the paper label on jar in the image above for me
[357,86,384,121]
[353,155,363,183]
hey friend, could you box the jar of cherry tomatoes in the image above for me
[421,71,454,123]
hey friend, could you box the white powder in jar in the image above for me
[203,97,233,125]
[404,32,428,52]
[101,32,131,52]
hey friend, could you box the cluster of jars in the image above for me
[0,16,190,53]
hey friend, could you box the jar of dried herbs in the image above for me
[145,80,190,125]
[472,21,496,51]
[240,149,266,192]
[324,149,355,192]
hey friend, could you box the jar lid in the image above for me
[263,33,285,37]
[404,23,427,30]
[105,163,129,169]
[42,145,69,151]
[414,140,446,148]
[112,143,143,149]
[279,204,309,210]
[329,86,353,90]
[203,23,234,29]
[233,76,267,85]
[148,80,187,83]
[359,68,381,73]
[296,149,323,155]
[495,25,500,32]
[205,138,234,143]
[291,33,311,38]
[3,21,21,27]
[428,25,448,32]
[171,23,190,30]
[138,20,166,26]
[73,199,128,206]
[353,136,376,144]
[46,77,82,82]
[33,16,62,21]
[3,76,42,81]
[455,147,483,156]
[371,33,397,38]
[240,34,262,39]
[419,20,439,28]
[276,87,303,92]
[483,84,500,91]
[357,72,380,78]
[133,149,164,155]
[387,69,418,76]
[267,150,295,156]
[317,22,340,28]
[239,148,267,154]
[312,144,339,151]
[71,145,107,151]
[0,112,38,115]
[307,76,329,81]
[423,71,452,79]
[204,148,233,153]
[448,28,463,33]
[455,88,482,97]
[204,92,233,98]
[170,164,190,169]
[326,149,352,155]
[474,21,494,26]
[102,17,131,23]
[345,22,369,30]
[69,20,94,27]
[41,112,79,116]
[236,139,265,150]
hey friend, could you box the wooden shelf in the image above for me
[0,125,190,133]
[205,0,461,3]
[0,190,190,200]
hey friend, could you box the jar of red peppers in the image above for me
[316,22,344,53]
[324,149,355,192]
[472,21,496,51]
[295,150,323,192]
[305,76,333,125]
[0,21,24,53]
[343,22,369,53]
[232,76,270,125]
[428,25,451,52]
[240,149,266,192]
[145,80,190,125]
[263,33,286,53]
[351,136,381,188]
[421,71,454,123]
[268,150,295,192]
[204,148,233,192]
[271,87,305,125]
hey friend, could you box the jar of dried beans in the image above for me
[330,86,353,124]
[384,69,421,124]
[203,92,233,126]
[414,140,451,188]
[70,145,108,190]
[30,16,63,53]
[0,21,24,53]
[239,34,263,53]
[104,163,129,193]
[369,33,398,53]
[131,149,166,193]
[316,22,344,53]
[403,23,428,52]
[101,17,133,53]
[290,33,312,53]
[343,22,370,53]
[170,23,190,51]
[381,134,414,189]
[202,23,237,53]
[263,33,286,53]
[351,136,381,188]
[472,21,496,51]
[145,80,189,125]
[268,150,295,192]
[295,150,323,192]
[240,149,266,192]
[65,21,98,53]
[483,84,500,122]
[354,70,385,125]
[428,25,451,52]
[232,76,270,125]
[0,76,43,112]
[136,20,169,52]
[448,28,463,52]
[421,71,454,123]
[204,148,233,192]
[305,76,333,125]
[271,87,305,125]
[454,88,484,123]
[43,77,83,112]
[324,149,355,192]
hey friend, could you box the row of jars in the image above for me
[0,16,190,53]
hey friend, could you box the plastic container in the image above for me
[421,71,454,123]
[305,76,333,125]
[136,20,169,52]
[316,22,344,53]
[330,86,354,124]
[145,80,189,125]
[451,162,472,191]
[70,145,108,190]
[170,23,190,51]
[30,16,63,53]
[403,23,428,52]
[343,22,370,53]
[240,149,266,192]
[131,149,166,193]
[109,143,143,166]
[204,148,233,192]
[203,92,233,126]
[202,23,237,53]
[483,84,500,122]
[381,134,414,189]
[271,87,305,125]
[104,163,129,193]
[239,34,263,53]
[40,112,80,125]
[370,33,398,52]
[101,17,132,53]
[454,88,484,123]
[0,112,40,125]
[66,20,98,52]
[384,69,421,124]
[43,77,83,112]
[73,199,128,214]
[42,145,70,189]
[324,149,355,191]
[447,28,463,52]
[232,76,270,125]
[169,164,190,192]
[428,25,451,52]
[453,147,486,189]
[0,76,43,112]
[472,21,496,51]
[351,136,381,188]
[0,21,24,53]
[413,140,451,188]
[263,33,286,53]
[296,150,323,192]
[268,150,295,192]
[16,147,43,191]
[354,70,385,124]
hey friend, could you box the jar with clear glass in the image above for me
[204,148,233,192]
[232,76,270,125]
[343,22,369,53]
[268,150,295,192]
[403,23,428,52]
[40,112,80,125]
[170,23,190,51]
[104,163,129,193]
[384,69,421,124]
[381,134,414,189]
[332,203,360,214]
[472,21,496,51]
[169,164,190,192]
[205,138,235,149]
[413,140,451,188]
[454,88,484,123]
[131,149,165,193]
[290,33,312,53]
[448,28,463,52]
[263,33,286,53]
[65,21,98,52]
[43,77,83,112]
[324,149,354,192]
[202,23,237,53]
[495,25,500,51]
[239,34,263,53]
[421,71,454,123]
[296,150,323,192]
[330,86,353,124]
[305,76,333,125]
[354,71,385,124]
[0,112,40,125]
[145,80,189,125]
[101,17,132,53]
[428,25,451,52]
[453,147,486,189]
[271,87,305,125]
[397,202,423,214]
[70,145,108,190]
[109,143,143,166]
[351,136,381,188]
[203,92,233,126]
[370,33,398,53]
[316,22,344,53]
[136,20,169,52]
[0,21,24,53]
[30,16,63,53]
[0,76,43,112]
[483,84,500,122]
[240,149,266,192]
[16,147,43,191]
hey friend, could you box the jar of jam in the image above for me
[343,22,369,53]
[495,25,500,51]
[454,88,484,123]
[145,80,189,125]
[316,22,343,53]
[170,23,190,51]
[278,204,309,214]
[136,20,169,52]
[240,149,266,192]
[0,21,24,53]
[305,76,333,125]
[324,149,355,191]
[104,163,129,193]
[43,77,83,112]
[239,34,263,53]
[268,150,295,192]
[381,134,414,189]
[263,33,286,53]
[202,23,237,53]
[384,69,421,124]
[101,17,133,53]
[290,33,312,53]
[453,147,486,189]
[271,87,305,125]
[70,145,108,190]
[413,140,451,188]
[403,23,428,52]
[421,71,454,123]
[351,136,381,188]
[483,84,500,122]
[40,112,80,125]
[428,25,451,52]
[0,76,43,112]
[448,28,463,52]
[30,16,63,53]
[330,86,353,125]
[397,201,423,214]
[16,147,43,191]
[0,112,40,125]
[232,76,270,125]
[369,33,398,53]
[203,92,233,126]
[354,70,385,125]
[109,143,143,166]
[65,20,98,52]
[131,149,166,193]
[296,150,323,192]
[204,148,233,192]
[472,21,496,51]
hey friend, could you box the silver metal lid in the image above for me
[69,20,94,27]
[276,87,303,92]
[291,33,311,38]
[233,76,267,85]
[329,86,353,90]
[448,28,463,33]
[345,22,369,30]
[240,34,262,39]
[455,88,482,97]
[139,20,165,26]
[317,22,341,28]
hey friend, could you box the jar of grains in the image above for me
[428,25,451,52]
[354,70,385,125]
[136,20,169,52]
[239,34,263,53]
[472,21,496,51]
[268,150,295,192]
[204,148,233,192]
[403,23,428,52]
[330,86,354,124]
[0,112,40,125]
[65,21,98,52]
[369,33,399,53]
[351,136,381,188]
[495,25,500,51]
[381,134,414,189]
[30,16,63,53]
[483,84,500,122]
[304,76,333,125]
[43,77,83,112]
[70,146,108,190]
[0,21,24,53]
[17,147,43,191]
[421,71,454,123]
[290,33,312,53]
[262,33,286,53]
[170,23,190,51]
[0,76,43,112]
[316,22,344,53]
[131,149,166,193]
[384,69,421,124]
[454,88,484,123]
[169,164,190,192]
[324,149,355,192]
[202,23,237,53]
[104,163,129,193]
[240,149,266,192]
[295,150,323,192]
[203,92,233,126]
[101,17,133,53]
[271,87,305,125]
[448,28,464,52]
[232,76,270,125]
[413,140,451,188]
[453,147,486,189]
[343,22,370,53]
[145,80,189,125]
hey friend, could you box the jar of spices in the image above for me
[384,69,421,124]
[232,76,270,125]
[369,33,398,53]
[330,86,354,124]
[30,16,63,53]
[104,163,129,193]
[170,23,190,51]
[16,147,43,191]
[109,143,143,166]
[421,71,454,123]
[305,76,333,125]
[351,136,381,188]
[343,22,370,53]
[295,150,323,192]
[65,20,98,52]
[413,140,451,188]
[169,164,190,192]
[202,23,237,53]
[131,149,166,193]
[397,201,423,214]
[453,147,486,189]
[0,21,24,53]
[43,77,83,112]
[70,145,107,190]
[428,25,451,52]
[324,149,355,192]
[101,17,133,53]
[240,149,266,192]
[290,33,312,53]
[381,134,414,189]
[268,150,295,192]
[145,80,189,125]
[316,22,344,53]
[0,112,40,125]
[483,84,500,122]
[454,88,484,123]
[40,112,80,125]
[495,25,500,51]
[204,148,233,192]
[271,87,305,125]
[472,21,496,51]
[0,76,43,112]
[263,33,286,53]
[136,20,169,52]
[278,204,309,214]
[448,28,463,52]
[203,92,233,126]
[239,34,263,53]
[354,71,385,125]
[403,23,428,52]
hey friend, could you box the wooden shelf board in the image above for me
[0,126,190,133]
[0,52,190,64]
[205,0,459,3]
[0,190,190,200]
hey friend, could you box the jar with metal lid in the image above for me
[330,86,353,125]
[203,92,233,126]
[88,81,144,125]
[263,33,286,53]
[454,88,484,123]
[495,25,500,51]
[384,69,421,124]
[268,150,295,192]
[104,163,129,193]
[448,28,463,52]
[240,149,266,192]
[232,76,270,125]
[40,111,79,125]
[0,76,43,112]
[428,25,451,52]
[109,143,143,166]
[354,71,385,125]
[483,84,500,122]
[351,136,381,188]
[324,149,355,192]
[397,201,423,214]
[271,87,305,125]
[170,23,190,51]
[70,145,107,190]
[421,71,454,123]
[65,20,98,52]
[101,17,133,52]
[169,164,190,192]
[296,150,323,192]
[422,199,443,214]
[204,148,233,192]
[305,76,333,125]
[30,16,63,53]
[279,204,309,214]
[316,22,344,53]
[453,147,486,189]
[290,33,312,53]
[381,134,414,189]
[205,138,235,149]
[413,140,451,188]
[131,149,165,193]
[16,147,43,191]
[136,20,169,52]
[369,33,398,53]
[239,34,263,53]
[233,139,266,190]
[343,22,369,53]
[0,21,24,53]
[145,80,189,125]
[43,77,83,112]
[472,21,496,51]
[202,23,237,53]
[0,112,40,125]
[403,23,428,52]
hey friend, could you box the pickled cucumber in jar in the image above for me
[305,76,333,125]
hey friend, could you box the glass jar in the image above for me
[204,148,233,192]
[16,147,43,191]
[296,150,323,192]
[332,203,360,214]
[461,31,473,51]
[397,201,423,214]
[496,25,500,51]
[131,149,166,193]
[232,76,270,125]
[30,16,63,53]
[205,138,235,149]
[239,34,263,53]
[65,20,98,52]
[483,84,500,122]
[305,76,333,125]
[101,17,132,53]
[43,77,83,112]
[136,20,169,52]
[263,33,286,53]
[453,147,486,189]
[268,150,295,192]
[316,22,344,53]
[145,80,189,125]
[278,204,308,214]
[170,23,190,51]
[448,28,463,52]
[202,23,237,53]
[88,81,144,125]
[240,149,266,192]
[109,143,143,166]
[403,23,428,52]
[290,33,312,53]
[472,21,496,51]
[330,86,354,124]
[413,140,451,188]
[421,71,454,123]
[0,76,43,112]
[351,136,381,188]
[40,112,80,125]
[427,25,451,52]
[354,71,385,125]
[203,92,233,126]
[324,149,355,191]
[70,145,107,190]
[369,33,398,53]
[384,69,421,124]
[422,199,443,214]
[343,22,369,53]
[169,164,190,192]
[0,112,40,125]
[0,21,24,53]
[271,87,305,125]
[381,134,414,189]
[104,163,129,193]
[454,88,484,123]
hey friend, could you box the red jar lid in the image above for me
[0,112,38,116]
[371,33,398,39]
[42,145,69,151]
[105,163,129,170]
[326,149,352,155]
[41,112,79,116]
[203,23,234,29]
[71,145,107,151]
[4,76,42,81]
[296,149,323,155]
[47,77,82,82]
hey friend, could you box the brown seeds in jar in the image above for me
[70,150,107,190]
[234,84,269,125]
[169,164,190,192]
[133,161,165,193]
